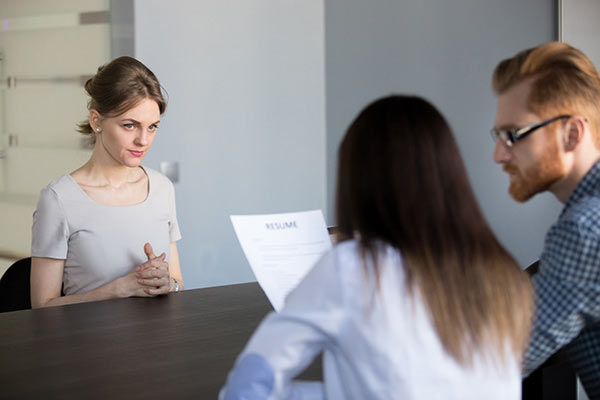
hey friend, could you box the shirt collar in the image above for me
[561,160,600,217]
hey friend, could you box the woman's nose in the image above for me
[135,130,149,146]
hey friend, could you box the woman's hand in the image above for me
[117,269,153,298]
[135,242,172,296]
[31,242,176,307]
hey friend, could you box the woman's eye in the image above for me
[149,124,158,132]
[123,123,134,129]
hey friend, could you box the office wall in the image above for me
[324,0,560,267]
[135,0,558,289]
[561,0,600,68]
[135,1,326,288]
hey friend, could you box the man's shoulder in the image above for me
[558,192,600,236]
[542,193,600,281]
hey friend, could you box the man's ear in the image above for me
[563,117,585,152]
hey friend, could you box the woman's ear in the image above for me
[562,117,585,152]
[89,110,102,133]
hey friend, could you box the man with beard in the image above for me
[491,42,600,398]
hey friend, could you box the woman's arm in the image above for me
[220,250,345,399]
[30,257,64,308]
[220,313,327,400]
[30,256,160,308]
[168,241,184,290]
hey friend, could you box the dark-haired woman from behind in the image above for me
[220,95,534,399]
[30,56,183,308]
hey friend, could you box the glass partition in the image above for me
[0,0,111,268]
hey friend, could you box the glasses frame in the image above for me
[490,115,572,147]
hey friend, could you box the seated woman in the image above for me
[30,56,183,308]
[220,95,534,399]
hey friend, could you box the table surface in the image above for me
[0,282,321,399]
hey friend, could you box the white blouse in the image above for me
[221,240,521,400]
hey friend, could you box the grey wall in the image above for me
[110,0,134,58]
[132,0,561,290]
[561,0,600,68]
[134,0,326,289]
[324,0,561,267]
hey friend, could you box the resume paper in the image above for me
[230,210,332,311]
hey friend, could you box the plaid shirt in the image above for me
[524,161,600,398]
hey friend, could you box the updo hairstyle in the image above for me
[77,56,167,144]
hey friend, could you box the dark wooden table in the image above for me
[0,283,321,399]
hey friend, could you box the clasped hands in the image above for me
[124,242,172,297]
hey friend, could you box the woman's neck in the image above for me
[74,147,142,188]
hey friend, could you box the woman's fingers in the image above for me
[136,253,167,272]
[144,242,156,260]
[129,250,171,296]
[137,266,168,279]
[137,276,170,287]
[144,284,170,296]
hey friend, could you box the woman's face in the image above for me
[94,98,161,168]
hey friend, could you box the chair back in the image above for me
[526,260,540,276]
[521,259,579,400]
[0,257,32,312]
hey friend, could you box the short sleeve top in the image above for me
[31,167,181,295]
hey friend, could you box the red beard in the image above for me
[503,139,564,202]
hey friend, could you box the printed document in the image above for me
[230,210,332,311]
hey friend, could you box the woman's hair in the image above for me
[77,56,167,144]
[335,95,533,366]
[493,41,600,148]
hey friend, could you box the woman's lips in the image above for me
[128,150,144,157]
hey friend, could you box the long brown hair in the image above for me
[77,56,167,144]
[335,95,533,366]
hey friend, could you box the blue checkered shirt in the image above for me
[524,161,600,398]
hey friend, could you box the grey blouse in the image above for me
[31,167,181,295]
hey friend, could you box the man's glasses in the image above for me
[490,115,571,147]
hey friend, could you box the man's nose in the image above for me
[493,139,511,164]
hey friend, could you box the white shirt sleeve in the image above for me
[220,249,346,400]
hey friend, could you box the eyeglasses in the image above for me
[490,115,571,147]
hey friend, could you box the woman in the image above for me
[30,56,183,308]
[220,96,534,399]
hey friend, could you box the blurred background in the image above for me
[0,0,597,296]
